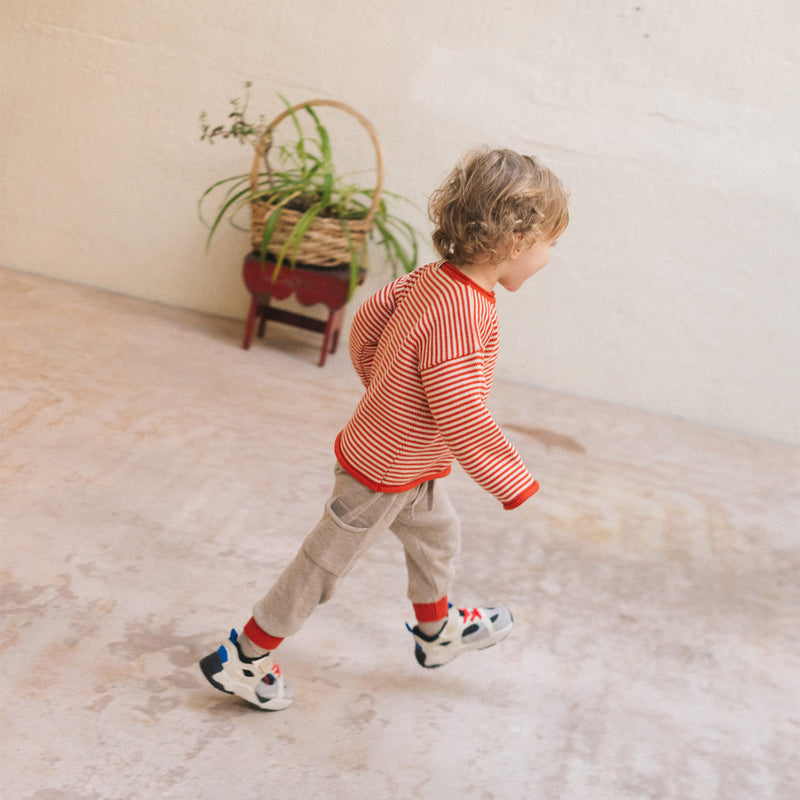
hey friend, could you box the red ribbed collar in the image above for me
[439,261,496,302]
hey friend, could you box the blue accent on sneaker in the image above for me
[217,644,228,663]
[230,628,238,644]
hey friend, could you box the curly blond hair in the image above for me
[428,148,569,265]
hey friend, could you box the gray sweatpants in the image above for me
[252,463,461,638]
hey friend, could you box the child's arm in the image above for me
[349,275,408,387]
[421,354,539,509]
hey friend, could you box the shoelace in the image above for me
[459,607,483,623]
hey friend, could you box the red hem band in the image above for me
[244,617,284,651]
[334,434,452,493]
[413,597,449,623]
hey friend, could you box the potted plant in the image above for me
[199,84,419,297]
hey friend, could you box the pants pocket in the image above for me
[300,482,396,576]
[326,496,372,532]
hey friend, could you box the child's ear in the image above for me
[509,236,526,259]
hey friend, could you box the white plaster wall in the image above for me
[2,0,798,443]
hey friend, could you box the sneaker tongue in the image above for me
[253,656,277,678]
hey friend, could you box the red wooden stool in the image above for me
[241,252,365,366]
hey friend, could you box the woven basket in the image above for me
[249,100,384,267]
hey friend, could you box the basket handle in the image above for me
[250,99,385,229]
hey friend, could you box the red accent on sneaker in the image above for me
[461,607,483,623]
[244,617,284,651]
[413,597,449,623]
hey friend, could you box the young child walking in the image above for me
[200,147,569,710]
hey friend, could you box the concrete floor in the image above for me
[1,266,798,800]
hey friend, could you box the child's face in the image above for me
[497,240,555,292]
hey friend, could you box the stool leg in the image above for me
[318,306,345,366]
[243,296,258,350]
[257,295,271,338]
[329,306,345,354]
[319,312,333,367]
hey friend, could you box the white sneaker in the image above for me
[199,629,293,711]
[409,604,514,668]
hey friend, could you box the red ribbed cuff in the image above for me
[503,480,539,510]
[243,617,284,651]
[413,597,449,623]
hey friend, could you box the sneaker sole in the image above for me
[198,652,293,711]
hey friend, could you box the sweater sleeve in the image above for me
[349,272,414,387]
[420,352,539,508]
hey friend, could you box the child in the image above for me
[200,148,569,710]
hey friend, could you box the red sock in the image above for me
[243,617,284,651]
[413,597,449,623]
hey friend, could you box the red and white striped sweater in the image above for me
[335,261,538,510]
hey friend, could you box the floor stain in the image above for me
[503,423,586,453]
